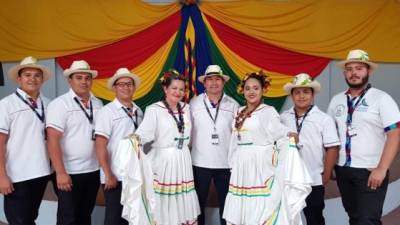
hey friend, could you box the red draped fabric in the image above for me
[205,14,330,77]
[57,12,181,78]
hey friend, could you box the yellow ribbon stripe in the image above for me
[153,179,195,196]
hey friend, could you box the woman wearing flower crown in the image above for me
[116,69,200,225]
[223,71,312,225]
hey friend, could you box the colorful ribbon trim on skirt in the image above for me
[153,179,195,195]
[263,202,281,225]
[228,176,275,197]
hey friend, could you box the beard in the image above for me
[345,74,369,89]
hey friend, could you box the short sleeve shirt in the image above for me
[327,87,400,168]
[190,93,239,169]
[95,98,143,183]
[46,89,103,174]
[281,106,340,185]
[0,88,51,182]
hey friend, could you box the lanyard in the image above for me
[15,91,45,123]
[73,97,93,124]
[235,102,261,140]
[343,83,371,166]
[294,105,314,135]
[346,83,371,126]
[163,100,184,134]
[121,107,138,129]
[203,95,222,129]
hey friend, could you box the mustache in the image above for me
[348,75,361,80]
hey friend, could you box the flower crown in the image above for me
[159,69,181,84]
[237,70,271,94]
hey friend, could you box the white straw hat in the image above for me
[8,56,53,82]
[63,60,98,78]
[337,49,378,72]
[107,68,141,90]
[198,65,230,83]
[283,73,321,94]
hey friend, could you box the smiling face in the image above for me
[243,78,265,106]
[203,75,225,96]
[163,79,186,106]
[291,87,314,112]
[17,68,44,97]
[344,62,370,89]
[68,72,93,98]
[113,77,136,102]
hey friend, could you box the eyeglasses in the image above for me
[114,82,134,88]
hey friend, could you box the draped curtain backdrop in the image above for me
[1,0,399,110]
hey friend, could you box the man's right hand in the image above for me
[104,174,118,190]
[56,173,73,192]
[0,175,14,195]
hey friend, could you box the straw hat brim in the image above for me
[107,73,141,90]
[8,64,53,82]
[337,59,378,74]
[63,69,98,78]
[198,74,230,83]
[283,81,321,94]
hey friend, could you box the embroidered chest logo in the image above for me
[356,99,369,112]
[335,104,345,117]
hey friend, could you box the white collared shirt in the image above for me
[190,93,239,168]
[0,88,51,182]
[46,89,103,174]
[281,106,340,185]
[95,98,143,183]
[328,87,400,168]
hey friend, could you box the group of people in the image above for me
[0,49,398,225]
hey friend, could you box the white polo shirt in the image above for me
[46,89,103,174]
[95,98,143,183]
[328,87,400,168]
[281,106,340,185]
[190,93,239,168]
[0,88,51,183]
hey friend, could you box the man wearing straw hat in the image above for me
[328,49,400,225]
[46,60,103,225]
[281,73,340,225]
[0,56,53,224]
[190,65,239,225]
[95,68,143,225]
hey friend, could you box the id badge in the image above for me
[211,133,219,145]
[91,129,96,141]
[177,138,184,149]
[347,126,357,137]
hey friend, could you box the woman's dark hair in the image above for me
[237,70,271,93]
[160,69,186,88]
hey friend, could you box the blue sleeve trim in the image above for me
[384,122,400,132]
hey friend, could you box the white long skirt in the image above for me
[223,139,312,225]
[149,146,200,225]
[117,139,200,225]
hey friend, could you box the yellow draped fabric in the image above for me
[92,32,177,101]
[203,15,292,97]
[2,1,399,62]
[200,0,400,62]
[0,1,179,61]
